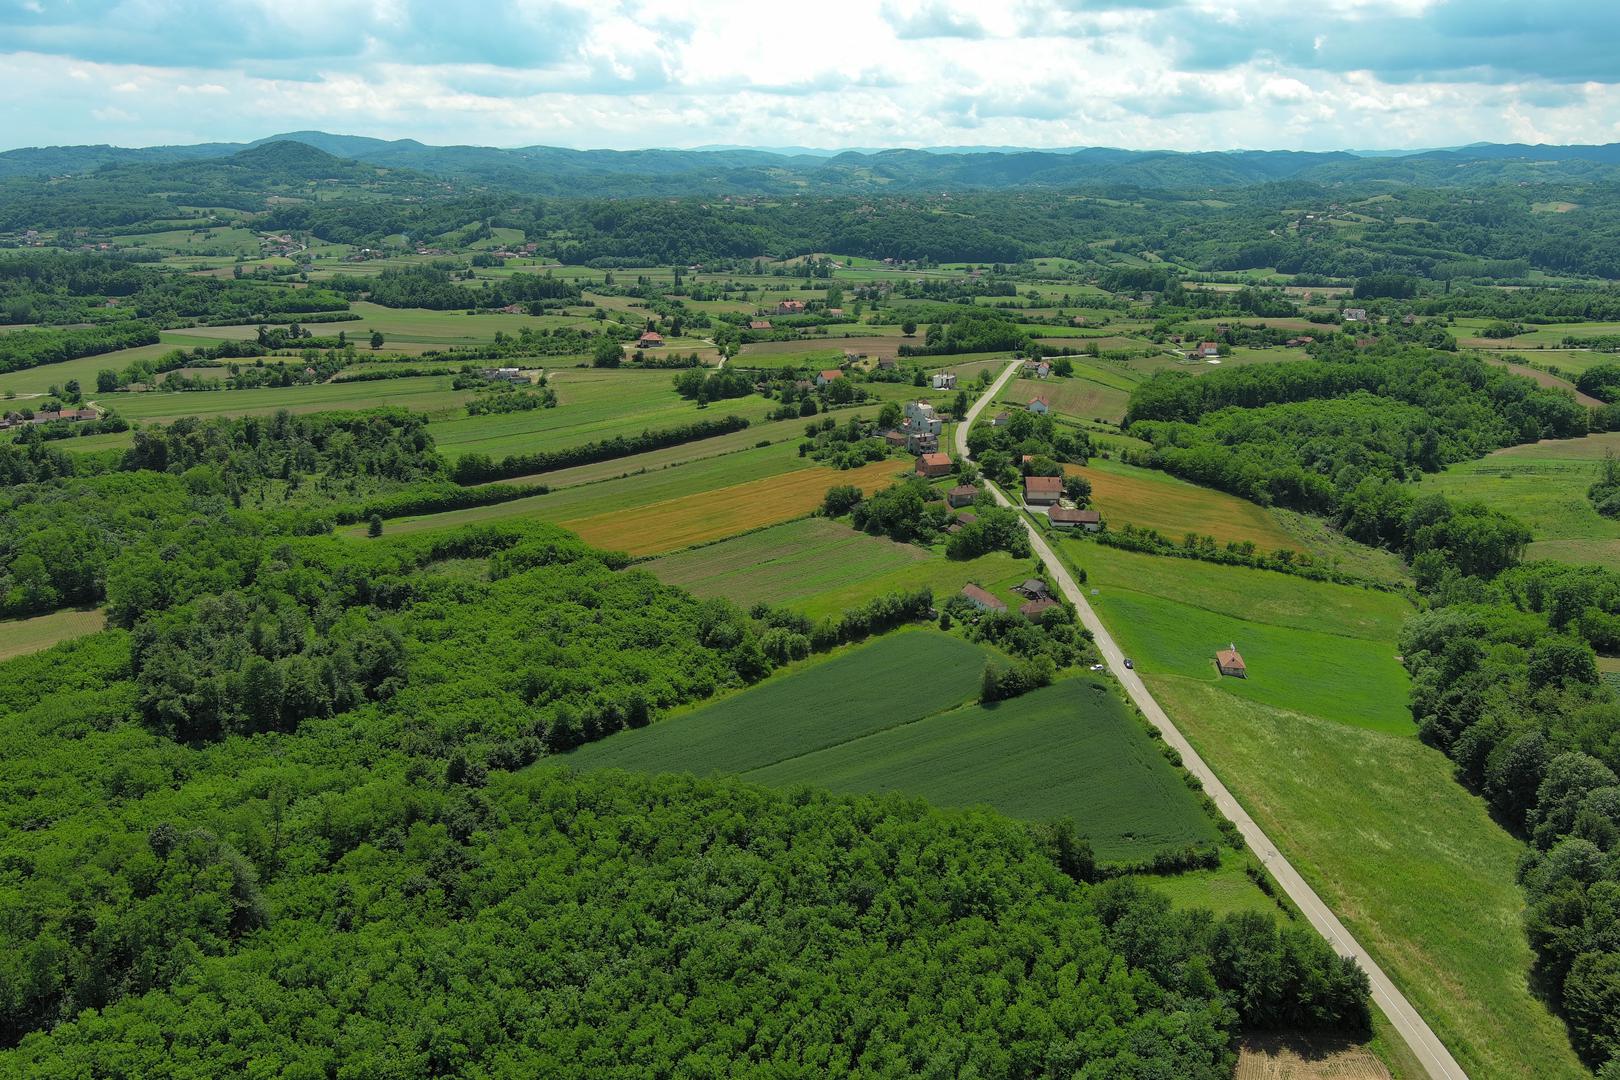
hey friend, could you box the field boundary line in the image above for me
[957,357,1469,1080]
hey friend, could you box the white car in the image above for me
[1089,663,1106,672]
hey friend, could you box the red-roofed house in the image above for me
[1023,475,1062,505]
[776,299,806,314]
[815,369,844,387]
[1027,396,1050,415]
[1048,507,1101,531]
[960,584,1005,612]
[1216,644,1247,678]
[638,331,664,347]
[749,319,772,330]
[915,452,953,479]
[1198,341,1220,358]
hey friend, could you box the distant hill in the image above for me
[5,131,1620,194]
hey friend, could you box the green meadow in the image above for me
[1066,542,1414,733]
[1427,431,1620,565]
[1157,678,1588,1080]
[645,518,932,607]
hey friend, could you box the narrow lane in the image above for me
[954,358,1468,1080]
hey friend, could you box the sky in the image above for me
[1,0,1618,153]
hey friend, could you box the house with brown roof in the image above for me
[1023,474,1062,505]
[638,331,664,347]
[915,452,953,479]
[1048,507,1101,531]
[749,319,772,330]
[882,430,909,448]
[1216,644,1247,678]
[776,299,806,314]
[947,484,978,508]
[815,369,844,387]
[1019,597,1058,619]
[960,584,1006,612]
[1026,396,1050,415]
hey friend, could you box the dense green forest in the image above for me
[0,410,1371,1071]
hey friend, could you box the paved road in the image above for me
[954,360,1468,1080]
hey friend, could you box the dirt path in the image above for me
[956,360,1468,1080]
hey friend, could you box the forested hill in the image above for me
[8,131,1620,193]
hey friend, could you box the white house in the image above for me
[931,371,957,390]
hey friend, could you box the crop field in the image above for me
[364,441,814,534]
[558,456,909,556]
[0,608,107,663]
[743,680,1220,862]
[644,518,931,605]
[1065,458,1300,551]
[999,374,1130,424]
[1157,679,1588,1080]
[429,369,779,460]
[1234,1034,1392,1080]
[1069,543,1413,732]
[565,631,990,776]
[1428,432,1620,564]
[569,632,1217,863]
[104,376,473,424]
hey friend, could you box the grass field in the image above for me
[1067,458,1301,552]
[429,368,779,460]
[786,548,1035,622]
[644,518,931,605]
[1144,848,1282,919]
[565,630,989,775]
[1428,431,1620,564]
[743,680,1220,861]
[1068,543,1413,732]
[0,608,107,663]
[999,375,1130,424]
[102,376,472,424]
[1156,679,1588,1080]
[559,456,909,556]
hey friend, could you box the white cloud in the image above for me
[0,0,1618,151]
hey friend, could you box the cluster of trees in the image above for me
[328,265,579,310]
[450,415,750,485]
[800,415,893,470]
[1578,363,1620,404]
[671,365,753,404]
[464,384,556,415]
[1592,451,1620,519]
[895,310,1033,356]
[964,407,1092,487]
[1401,561,1620,1068]
[1126,343,1588,518]
[0,320,158,374]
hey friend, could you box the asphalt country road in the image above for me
[955,358,1468,1080]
